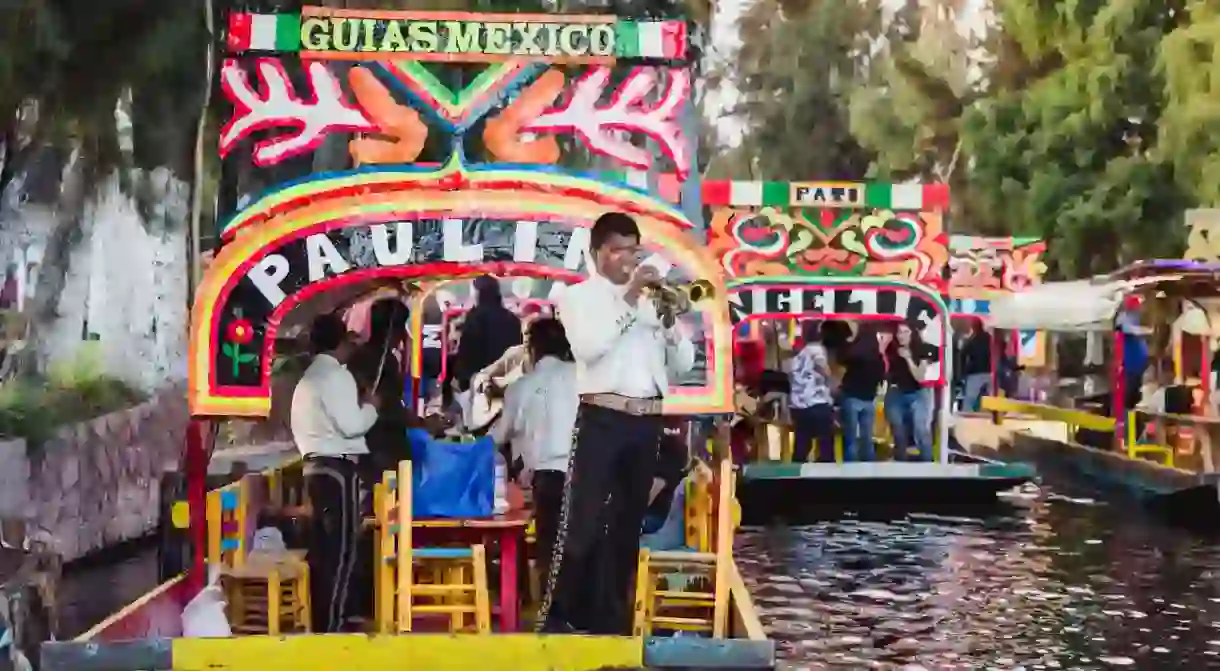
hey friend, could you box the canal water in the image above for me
[54,475,1220,670]
[737,476,1220,670]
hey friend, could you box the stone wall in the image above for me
[0,389,186,563]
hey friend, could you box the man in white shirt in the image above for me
[537,211,695,635]
[290,314,378,633]
[489,317,577,591]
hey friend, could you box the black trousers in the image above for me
[792,404,835,463]
[304,456,362,633]
[531,469,565,594]
[538,403,662,635]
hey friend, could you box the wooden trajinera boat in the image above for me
[42,6,772,670]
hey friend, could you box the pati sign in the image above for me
[790,182,866,208]
[228,9,689,63]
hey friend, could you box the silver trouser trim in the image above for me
[533,405,584,631]
[304,460,361,632]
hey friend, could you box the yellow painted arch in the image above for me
[189,165,733,417]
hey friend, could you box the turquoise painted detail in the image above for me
[220,490,239,511]
[979,462,1038,479]
[414,547,474,559]
[220,537,239,551]
[741,463,805,480]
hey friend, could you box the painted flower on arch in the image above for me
[226,319,254,345]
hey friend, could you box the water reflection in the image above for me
[737,486,1220,669]
[52,483,1220,669]
[58,542,158,639]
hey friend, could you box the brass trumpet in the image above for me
[648,279,716,325]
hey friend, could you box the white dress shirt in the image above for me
[556,273,696,398]
[290,353,378,457]
[490,356,578,473]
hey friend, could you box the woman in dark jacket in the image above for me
[454,276,522,393]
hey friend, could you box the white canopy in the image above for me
[1174,300,1220,336]
[988,280,1131,332]
[989,276,1188,332]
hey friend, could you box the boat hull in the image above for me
[47,562,774,670]
[738,461,1035,521]
[959,416,1220,530]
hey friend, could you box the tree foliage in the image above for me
[1157,0,1220,205]
[961,0,1188,278]
[728,0,1215,278]
[720,0,886,180]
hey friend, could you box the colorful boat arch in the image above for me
[726,275,951,385]
[189,159,733,417]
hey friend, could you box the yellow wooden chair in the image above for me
[683,461,714,552]
[374,460,491,634]
[1127,411,1175,467]
[207,478,249,568]
[634,457,736,637]
[211,476,312,635]
[223,550,312,635]
[263,457,306,512]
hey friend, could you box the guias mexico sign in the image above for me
[227,9,690,63]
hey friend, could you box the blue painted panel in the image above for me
[415,547,474,559]
[219,490,239,511]
[644,636,776,669]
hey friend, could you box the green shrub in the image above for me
[0,346,147,445]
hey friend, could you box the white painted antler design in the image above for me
[219,58,375,167]
[522,67,691,179]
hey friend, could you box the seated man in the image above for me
[643,426,691,534]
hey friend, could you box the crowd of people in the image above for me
[732,317,1007,464]
[284,211,694,637]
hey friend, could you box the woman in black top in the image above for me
[883,322,934,461]
[960,320,992,411]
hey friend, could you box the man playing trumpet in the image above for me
[537,211,695,635]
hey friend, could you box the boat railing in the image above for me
[981,396,1117,434]
[1127,409,1220,472]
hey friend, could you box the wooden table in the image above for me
[1139,411,1220,472]
[412,509,531,632]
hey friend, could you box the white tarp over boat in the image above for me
[989,276,1185,332]
[1174,299,1220,336]
[988,280,1132,332]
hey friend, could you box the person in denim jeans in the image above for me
[836,323,885,461]
[883,322,934,461]
[787,321,835,462]
[959,321,992,412]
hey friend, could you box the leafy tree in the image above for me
[0,0,210,378]
[723,0,885,180]
[1157,0,1220,205]
[961,0,1189,278]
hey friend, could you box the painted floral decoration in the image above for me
[221,318,258,377]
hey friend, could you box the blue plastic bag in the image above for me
[407,429,494,518]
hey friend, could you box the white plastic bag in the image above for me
[252,526,286,553]
[181,566,232,638]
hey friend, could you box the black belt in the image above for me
[303,453,362,464]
